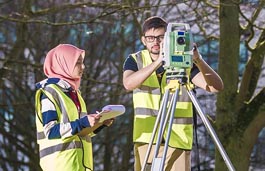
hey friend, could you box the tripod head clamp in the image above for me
[165,68,189,93]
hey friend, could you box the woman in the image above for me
[35,44,111,171]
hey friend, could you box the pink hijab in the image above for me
[43,44,85,90]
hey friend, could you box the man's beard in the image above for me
[150,44,160,55]
[150,50,160,55]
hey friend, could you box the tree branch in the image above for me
[238,29,265,106]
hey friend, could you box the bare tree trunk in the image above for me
[217,0,240,170]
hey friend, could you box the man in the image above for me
[123,16,223,171]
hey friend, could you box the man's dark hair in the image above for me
[142,16,167,35]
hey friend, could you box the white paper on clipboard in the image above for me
[97,105,126,122]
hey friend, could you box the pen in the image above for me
[96,111,102,117]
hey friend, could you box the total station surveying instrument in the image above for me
[141,23,235,171]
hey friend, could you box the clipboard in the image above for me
[97,105,126,122]
[78,105,126,136]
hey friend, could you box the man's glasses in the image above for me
[144,35,164,43]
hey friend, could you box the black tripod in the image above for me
[141,69,235,171]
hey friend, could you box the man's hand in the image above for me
[192,43,202,64]
[157,41,164,65]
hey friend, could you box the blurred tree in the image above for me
[217,0,265,170]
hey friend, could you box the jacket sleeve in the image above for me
[41,94,91,139]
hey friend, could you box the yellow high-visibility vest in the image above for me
[131,50,193,150]
[35,84,93,171]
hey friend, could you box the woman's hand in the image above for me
[103,118,115,127]
[86,114,101,127]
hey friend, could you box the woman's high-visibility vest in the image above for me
[35,84,93,171]
[131,50,193,150]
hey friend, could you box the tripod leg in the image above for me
[186,86,235,171]
[159,88,180,171]
[151,89,177,171]
[141,89,170,171]
[150,86,180,171]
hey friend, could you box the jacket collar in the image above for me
[35,78,73,91]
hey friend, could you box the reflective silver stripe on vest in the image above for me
[173,117,193,124]
[135,51,143,69]
[37,132,45,140]
[135,108,192,124]
[39,141,82,158]
[45,86,70,123]
[134,85,161,95]
[135,107,159,116]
